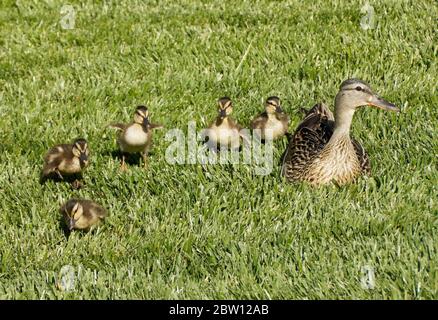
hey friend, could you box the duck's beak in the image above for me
[367,95,399,112]
[276,106,284,113]
[79,154,88,166]
[68,219,75,231]
[219,109,227,118]
[143,117,150,126]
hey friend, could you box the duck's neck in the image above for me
[331,106,355,140]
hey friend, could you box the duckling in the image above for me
[60,198,107,231]
[250,96,289,142]
[281,79,399,185]
[205,97,247,151]
[108,105,163,170]
[40,138,89,189]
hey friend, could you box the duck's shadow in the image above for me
[102,149,156,167]
[59,215,72,239]
[40,173,84,189]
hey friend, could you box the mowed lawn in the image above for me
[0,0,436,299]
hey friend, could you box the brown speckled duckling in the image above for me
[250,96,289,142]
[205,97,247,151]
[61,198,107,231]
[40,138,89,189]
[109,105,163,170]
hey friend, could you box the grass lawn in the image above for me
[0,0,437,299]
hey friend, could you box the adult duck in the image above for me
[281,79,399,185]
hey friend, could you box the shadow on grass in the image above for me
[102,149,157,167]
[40,173,85,189]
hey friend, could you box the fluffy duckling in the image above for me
[205,97,247,151]
[40,138,89,189]
[250,96,289,142]
[109,105,163,170]
[61,198,107,231]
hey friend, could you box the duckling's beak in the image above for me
[143,117,150,126]
[367,95,399,112]
[276,106,284,113]
[68,219,75,231]
[79,154,88,166]
[219,109,227,118]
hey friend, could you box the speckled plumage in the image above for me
[281,78,398,185]
[40,139,89,188]
[205,97,247,151]
[61,198,107,231]
[108,106,163,169]
[281,103,370,185]
[251,111,289,141]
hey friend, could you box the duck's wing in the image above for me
[149,123,164,130]
[281,103,334,180]
[43,144,70,163]
[250,112,268,129]
[108,123,127,131]
[83,200,108,219]
[226,117,251,144]
[276,112,290,123]
[351,138,371,175]
[227,117,243,131]
[41,144,71,178]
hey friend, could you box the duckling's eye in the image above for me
[355,86,363,91]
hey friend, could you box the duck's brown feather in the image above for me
[41,144,74,177]
[250,112,268,130]
[282,103,370,181]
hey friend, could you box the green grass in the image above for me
[0,0,437,299]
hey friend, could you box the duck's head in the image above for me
[217,97,233,119]
[335,79,399,113]
[72,138,89,168]
[265,96,283,114]
[63,199,84,231]
[134,105,150,127]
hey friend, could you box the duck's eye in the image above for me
[355,86,363,91]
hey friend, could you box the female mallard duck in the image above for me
[109,105,163,170]
[40,138,89,189]
[205,97,246,151]
[281,79,399,185]
[61,198,107,231]
[250,96,289,142]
